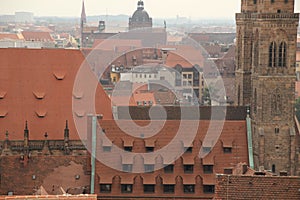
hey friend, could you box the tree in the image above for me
[295,97,300,121]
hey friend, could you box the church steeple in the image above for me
[81,0,87,28]
[24,121,29,154]
[236,0,299,175]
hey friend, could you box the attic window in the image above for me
[73,92,84,99]
[203,185,215,194]
[0,111,8,118]
[203,165,213,174]
[33,91,46,99]
[224,168,233,174]
[35,110,47,118]
[53,71,66,80]
[0,91,6,99]
[223,147,232,154]
[74,111,85,118]
[184,147,193,153]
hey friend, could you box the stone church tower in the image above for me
[235,0,299,175]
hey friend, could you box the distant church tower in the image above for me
[129,0,153,30]
[236,0,299,175]
[80,0,87,47]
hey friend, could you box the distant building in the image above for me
[80,0,166,48]
[129,0,152,30]
[15,12,34,23]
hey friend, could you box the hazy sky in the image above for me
[1,0,300,19]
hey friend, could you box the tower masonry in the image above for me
[236,0,299,175]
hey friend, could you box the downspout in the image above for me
[246,109,254,169]
[90,115,97,194]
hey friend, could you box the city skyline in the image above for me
[1,0,300,20]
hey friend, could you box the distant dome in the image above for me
[129,0,152,30]
[131,0,150,22]
[132,9,150,22]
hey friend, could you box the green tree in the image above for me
[295,97,300,121]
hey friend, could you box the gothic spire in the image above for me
[81,0,87,24]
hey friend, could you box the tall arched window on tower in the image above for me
[253,30,259,67]
[269,42,277,67]
[278,42,287,67]
[271,89,282,115]
[253,89,257,114]
[237,29,242,69]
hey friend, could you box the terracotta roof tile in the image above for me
[0,33,22,40]
[22,31,54,41]
[215,174,300,199]
[0,48,112,140]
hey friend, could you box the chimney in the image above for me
[99,21,105,32]
[242,164,248,174]
[254,171,266,176]
[279,171,288,176]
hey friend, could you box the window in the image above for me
[122,164,132,172]
[163,185,175,193]
[145,147,154,152]
[253,0,257,4]
[254,88,257,114]
[272,164,276,173]
[184,147,193,153]
[121,184,133,193]
[184,165,194,173]
[124,146,132,152]
[203,165,213,174]
[271,0,275,3]
[279,42,287,67]
[144,185,155,193]
[275,128,280,134]
[285,0,288,3]
[271,90,282,116]
[203,185,215,194]
[184,185,195,193]
[269,42,277,67]
[164,164,174,173]
[100,184,111,193]
[202,147,211,153]
[223,147,232,154]
[224,168,233,174]
[103,146,111,152]
[144,164,154,173]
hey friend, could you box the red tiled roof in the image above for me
[0,195,97,200]
[95,119,248,197]
[22,31,54,42]
[0,48,112,140]
[215,174,300,200]
[0,33,22,40]
[296,50,300,61]
[161,45,204,68]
